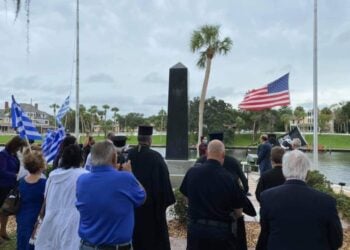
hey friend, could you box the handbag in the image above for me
[1,184,20,216]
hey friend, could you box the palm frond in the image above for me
[218,37,233,55]
[196,51,207,68]
[201,25,220,46]
[190,30,204,52]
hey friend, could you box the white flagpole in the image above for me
[313,0,318,169]
[75,0,80,141]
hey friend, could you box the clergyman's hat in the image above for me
[138,125,153,136]
[112,135,127,147]
[209,132,224,142]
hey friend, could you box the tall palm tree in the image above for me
[102,105,110,122]
[190,25,232,151]
[49,103,60,128]
[111,107,119,132]
[111,107,119,121]
[88,105,98,133]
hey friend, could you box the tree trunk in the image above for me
[197,57,212,157]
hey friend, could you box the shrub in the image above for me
[306,170,350,221]
[170,189,188,225]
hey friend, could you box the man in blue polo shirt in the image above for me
[76,140,146,250]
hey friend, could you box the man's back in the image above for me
[180,159,244,222]
[196,155,248,194]
[259,180,343,250]
[257,142,272,173]
[128,146,175,250]
[255,166,285,202]
[76,166,145,245]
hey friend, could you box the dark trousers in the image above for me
[187,222,236,250]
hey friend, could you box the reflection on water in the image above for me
[153,147,350,187]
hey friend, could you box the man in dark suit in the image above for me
[257,135,272,175]
[255,146,285,203]
[197,132,249,194]
[257,150,343,250]
[180,140,245,250]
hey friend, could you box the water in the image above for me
[6,146,348,188]
[153,147,350,187]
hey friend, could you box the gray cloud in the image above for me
[142,95,168,106]
[143,72,166,84]
[7,76,41,89]
[85,73,116,84]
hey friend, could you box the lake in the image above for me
[154,147,350,189]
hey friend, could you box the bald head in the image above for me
[207,140,225,165]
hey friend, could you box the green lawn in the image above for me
[1,133,350,149]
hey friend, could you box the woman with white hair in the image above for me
[257,150,343,250]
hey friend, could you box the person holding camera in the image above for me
[76,141,145,250]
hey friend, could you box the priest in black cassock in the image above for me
[128,125,175,250]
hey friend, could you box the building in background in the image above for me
[0,101,53,134]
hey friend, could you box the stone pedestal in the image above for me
[166,159,194,188]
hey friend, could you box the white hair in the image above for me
[291,138,301,149]
[282,150,311,180]
[91,140,116,166]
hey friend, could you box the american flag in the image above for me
[239,73,290,111]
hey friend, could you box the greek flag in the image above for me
[56,96,70,126]
[42,127,66,163]
[11,95,42,141]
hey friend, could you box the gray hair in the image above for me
[292,138,301,149]
[282,150,311,180]
[91,140,116,166]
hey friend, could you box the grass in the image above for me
[1,133,350,149]
[304,134,350,149]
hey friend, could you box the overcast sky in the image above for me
[1,0,350,117]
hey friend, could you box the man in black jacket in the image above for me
[128,125,175,250]
[180,140,245,250]
[255,146,285,203]
[196,132,249,194]
[256,150,343,250]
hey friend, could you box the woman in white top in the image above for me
[35,144,88,250]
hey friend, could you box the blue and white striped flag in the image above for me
[56,96,70,126]
[11,95,42,141]
[42,127,66,163]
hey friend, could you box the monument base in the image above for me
[166,159,195,188]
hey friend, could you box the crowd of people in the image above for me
[0,129,345,250]
[183,133,343,250]
[0,125,175,250]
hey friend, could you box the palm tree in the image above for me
[88,105,98,133]
[102,105,110,122]
[111,107,119,121]
[111,107,119,132]
[190,25,232,151]
[49,103,60,128]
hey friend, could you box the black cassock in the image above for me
[128,145,175,250]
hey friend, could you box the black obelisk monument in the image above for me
[166,63,188,160]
